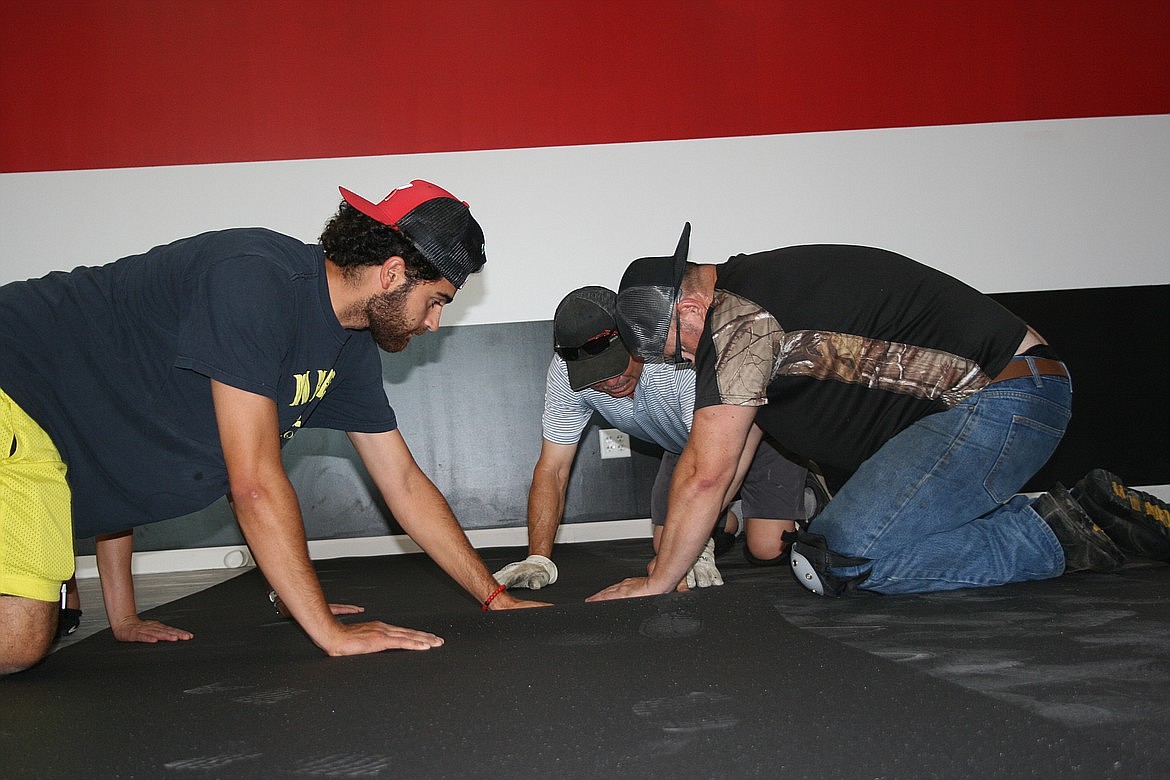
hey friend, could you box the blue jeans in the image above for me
[809,361,1072,594]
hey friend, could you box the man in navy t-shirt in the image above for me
[1,180,544,675]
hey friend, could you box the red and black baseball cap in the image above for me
[339,179,486,288]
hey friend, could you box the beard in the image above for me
[364,282,421,353]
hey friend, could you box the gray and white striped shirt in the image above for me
[541,357,694,453]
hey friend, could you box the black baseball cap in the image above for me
[615,223,690,361]
[339,179,486,288]
[554,286,631,391]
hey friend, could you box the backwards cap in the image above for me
[615,223,691,361]
[339,179,486,288]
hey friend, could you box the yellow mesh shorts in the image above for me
[1,386,74,602]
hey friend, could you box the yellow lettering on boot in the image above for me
[1144,500,1170,528]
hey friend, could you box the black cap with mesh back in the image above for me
[339,180,486,288]
[554,286,631,391]
[394,198,485,288]
[615,223,691,362]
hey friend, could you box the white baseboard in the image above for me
[71,480,1170,580]
[72,518,654,579]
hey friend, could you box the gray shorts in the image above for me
[650,438,809,525]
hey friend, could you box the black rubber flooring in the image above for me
[3,538,1168,778]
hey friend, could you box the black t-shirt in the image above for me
[0,228,396,537]
[693,245,1027,472]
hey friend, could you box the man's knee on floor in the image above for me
[782,528,872,597]
[0,594,57,675]
[1,647,51,675]
[803,508,867,558]
[743,518,796,563]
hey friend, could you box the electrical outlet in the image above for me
[599,428,632,459]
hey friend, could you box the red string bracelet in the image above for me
[482,583,507,611]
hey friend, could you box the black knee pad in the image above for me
[782,529,871,597]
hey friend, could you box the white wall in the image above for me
[3,115,1167,332]
[6,114,1168,568]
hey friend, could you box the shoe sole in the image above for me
[1074,469,1170,561]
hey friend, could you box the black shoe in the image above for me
[713,501,743,558]
[1073,469,1170,562]
[804,467,833,522]
[57,607,82,637]
[712,529,738,558]
[1033,484,1125,573]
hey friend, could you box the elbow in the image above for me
[532,463,572,490]
[693,472,733,497]
[225,455,292,509]
[226,477,279,515]
[676,459,735,498]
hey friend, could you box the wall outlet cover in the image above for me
[599,428,632,459]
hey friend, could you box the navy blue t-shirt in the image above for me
[0,228,397,537]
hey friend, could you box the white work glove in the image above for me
[685,538,724,589]
[493,554,559,590]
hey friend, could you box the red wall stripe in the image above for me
[2,1,1167,173]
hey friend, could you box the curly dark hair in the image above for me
[319,201,442,283]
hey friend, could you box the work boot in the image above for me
[1073,469,1170,562]
[1033,483,1125,573]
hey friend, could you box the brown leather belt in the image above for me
[990,356,1068,384]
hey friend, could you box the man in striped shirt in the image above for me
[494,286,820,591]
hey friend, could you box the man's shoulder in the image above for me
[178,229,321,287]
[637,362,696,392]
[188,227,315,261]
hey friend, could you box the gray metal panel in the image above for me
[86,321,661,552]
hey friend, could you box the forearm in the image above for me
[231,478,341,649]
[210,380,441,655]
[648,449,736,592]
[526,469,568,558]
[95,530,137,625]
[588,406,755,604]
[394,469,510,607]
[651,498,726,591]
[352,428,534,610]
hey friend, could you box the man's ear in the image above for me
[677,296,703,317]
[380,256,407,290]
